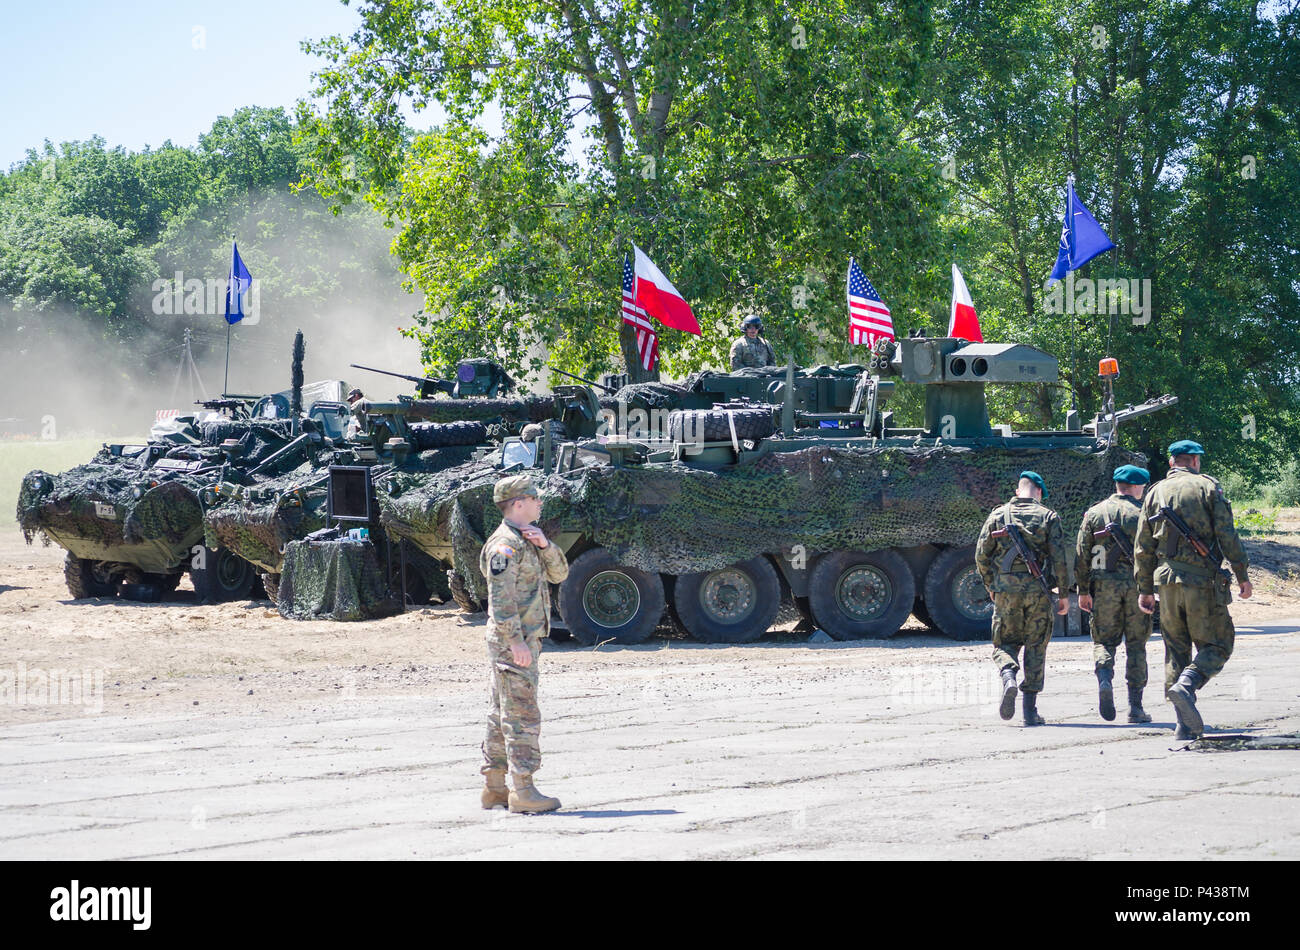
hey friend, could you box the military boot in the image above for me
[1172,705,1195,741]
[481,769,509,809]
[1168,667,1207,737]
[1127,686,1152,723]
[1022,690,1046,726]
[508,773,561,814]
[1097,668,1116,722]
[998,668,1018,721]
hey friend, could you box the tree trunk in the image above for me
[619,321,659,383]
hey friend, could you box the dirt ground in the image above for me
[2,520,1299,859]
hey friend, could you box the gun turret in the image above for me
[350,364,456,399]
[547,364,618,394]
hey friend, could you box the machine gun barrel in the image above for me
[350,364,455,397]
[546,364,617,394]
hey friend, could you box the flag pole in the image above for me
[224,235,235,396]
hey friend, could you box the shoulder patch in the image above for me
[489,551,512,576]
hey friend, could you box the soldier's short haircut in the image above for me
[1171,453,1198,466]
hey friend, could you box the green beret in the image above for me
[1113,464,1150,485]
[1019,470,1047,499]
[493,474,539,504]
[1168,439,1205,457]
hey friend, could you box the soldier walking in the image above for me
[1133,441,1252,739]
[729,315,778,369]
[1076,465,1153,723]
[976,472,1071,726]
[479,475,570,813]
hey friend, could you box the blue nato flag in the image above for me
[1048,180,1115,282]
[224,241,253,325]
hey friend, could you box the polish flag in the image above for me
[633,244,701,336]
[948,264,983,342]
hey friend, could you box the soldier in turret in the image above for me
[976,472,1071,726]
[1076,465,1152,723]
[1134,440,1251,740]
[729,315,777,369]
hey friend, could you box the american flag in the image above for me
[622,254,658,371]
[847,259,894,347]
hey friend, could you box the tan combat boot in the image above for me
[509,773,561,814]
[481,769,509,809]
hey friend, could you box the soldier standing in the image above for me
[976,471,1071,726]
[1133,440,1251,739]
[1076,465,1153,723]
[479,474,570,813]
[729,315,777,369]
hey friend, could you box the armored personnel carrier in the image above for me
[16,392,343,603]
[379,336,1174,644]
[200,362,599,609]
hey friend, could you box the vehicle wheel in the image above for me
[557,548,665,645]
[408,420,489,451]
[448,570,484,613]
[808,548,915,640]
[667,407,775,443]
[262,573,281,604]
[64,553,121,599]
[191,546,256,603]
[672,556,782,643]
[922,545,993,641]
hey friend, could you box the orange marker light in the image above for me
[1098,358,1119,378]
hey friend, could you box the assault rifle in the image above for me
[990,520,1055,599]
[1093,521,1136,563]
[1149,505,1218,561]
[350,364,455,399]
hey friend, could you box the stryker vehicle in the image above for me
[201,363,599,611]
[378,336,1175,644]
[16,386,348,603]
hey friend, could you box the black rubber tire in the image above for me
[448,570,485,613]
[261,573,281,604]
[667,407,775,443]
[64,553,121,599]
[922,545,993,641]
[408,420,489,451]
[808,548,916,640]
[557,548,665,645]
[191,546,257,604]
[672,556,782,643]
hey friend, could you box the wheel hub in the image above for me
[952,566,993,621]
[216,551,245,590]
[700,568,755,624]
[836,565,890,621]
[584,570,640,628]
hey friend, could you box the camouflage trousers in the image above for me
[481,635,543,776]
[1158,580,1235,695]
[991,590,1054,693]
[1089,580,1151,689]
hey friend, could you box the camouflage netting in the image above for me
[18,464,206,551]
[1186,734,1300,752]
[600,382,692,412]
[205,444,481,574]
[405,395,557,424]
[277,539,402,621]
[382,440,1143,602]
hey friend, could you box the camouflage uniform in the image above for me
[1133,467,1248,696]
[480,511,570,778]
[729,335,777,370]
[1076,493,1150,689]
[976,497,1069,695]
